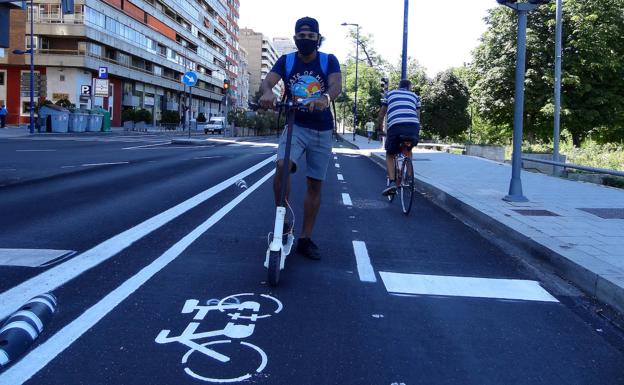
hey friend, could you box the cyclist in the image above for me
[377,79,421,196]
[259,17,342,260]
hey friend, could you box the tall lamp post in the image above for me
[401,0,409,80]
[497,0,551,202]
[341,22,359,140]
[553,0,563,176]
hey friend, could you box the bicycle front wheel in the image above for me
[400,158,414,215]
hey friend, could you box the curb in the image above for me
[171,139,213,146]
[362,150,623,314]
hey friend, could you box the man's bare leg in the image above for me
[301,177,322,238]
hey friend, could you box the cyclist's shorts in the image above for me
[385,123,420,155]
[277,124,333,181]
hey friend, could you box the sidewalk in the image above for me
[341,133,624,314]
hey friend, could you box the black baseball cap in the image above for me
[295,17,319,34]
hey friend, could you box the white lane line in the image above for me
[379,272,559,302]
[0,249,75,267]
[122,142,170,150]
[16,149,56,152]
[334,156,338,160]
[60,166,77,169]
[342,193,352,206]
[352,241,377,283]
[0,155,276,321]
[0,169,276,385]
[81,162,129,167]
[334,163,340,168]
[337,174,344,181]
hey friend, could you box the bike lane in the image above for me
[3,148,623,384]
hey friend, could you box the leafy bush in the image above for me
[603,176,624,189]
[121,109,135,123]
[134,109,152,123]
[160,110,180,124]
[197,112,207,123]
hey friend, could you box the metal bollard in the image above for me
[0,293,57,367]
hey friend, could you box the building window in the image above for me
[0,72,5,86]
[89,43,102,57]
[60,74,65,82]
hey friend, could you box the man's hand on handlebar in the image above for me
[304,95,330,112]
[259,92,277,110]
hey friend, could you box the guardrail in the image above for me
[521,157,624,178]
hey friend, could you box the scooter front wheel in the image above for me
[267,250,280,286]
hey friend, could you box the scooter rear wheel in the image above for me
[267,250,280,286]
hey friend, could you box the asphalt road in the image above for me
[0,132,623,385]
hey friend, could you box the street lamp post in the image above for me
[553,0,563,176]
[341,22,359,140]
[401,0,409,80]
[498,0,550,202]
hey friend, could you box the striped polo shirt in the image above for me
[383,89,421,128]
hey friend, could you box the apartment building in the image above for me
[239,28,281,103]
[272,37,296,57]
[236,45,249,109]
[0,0,239,126]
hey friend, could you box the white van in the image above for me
[201,117,225,135]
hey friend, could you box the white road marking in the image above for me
[81,162,129,167]
[0,249,75,267]
[379,272,559,302]
[337,174,344,181]
[60,166,77,169]
[0,156,276,321]
[334,163,340,168]
[334,156,338,160]
[0,170,276,385]
[16,149,56,152]
[352,241,377,283]
[0,168,17,172]
[341,193,352,206]
[122,142,170,150]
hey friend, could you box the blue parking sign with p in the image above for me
[98,67,108,79]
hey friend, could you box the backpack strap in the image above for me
[285,52,297,80]
[319,52,329,77]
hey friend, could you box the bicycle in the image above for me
[264,101,308,286]
[384,135,416,215]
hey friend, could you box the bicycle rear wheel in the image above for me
[267,250,280,286]
[400,158,414,215]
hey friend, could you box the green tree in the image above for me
[471,0,624,146]
[421,70,471,140]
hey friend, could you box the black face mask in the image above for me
[295,39,318,56]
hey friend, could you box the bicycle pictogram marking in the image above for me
[155,293,282,383]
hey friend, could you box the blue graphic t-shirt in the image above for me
[271,52,341,131]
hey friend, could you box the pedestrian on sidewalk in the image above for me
[366,120,375,143]
[377,79,421,196]
[0,105,7,128]
[259,16,342,260]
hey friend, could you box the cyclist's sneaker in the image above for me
[296,238,321,260]
[382,182,397,196]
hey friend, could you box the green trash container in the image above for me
[93,108,111,132]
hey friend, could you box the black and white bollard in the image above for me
[0,293,57,368]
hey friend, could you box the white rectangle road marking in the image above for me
[0,170,276,385]
[342,193,352,206]
[0,155,277,321]
[337,174,344,181]
[0,249,74,267]
[379,272,559,302]
[352,241,377,282]
[335,163,340,168]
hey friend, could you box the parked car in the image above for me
[200,117,225,135]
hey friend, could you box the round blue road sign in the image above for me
[182,71,198,87]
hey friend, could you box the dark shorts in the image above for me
[385,123,420,155]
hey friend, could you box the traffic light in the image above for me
[223,79,229,91]
[61,0,75,14]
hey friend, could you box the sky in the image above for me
[239,0,497,77]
